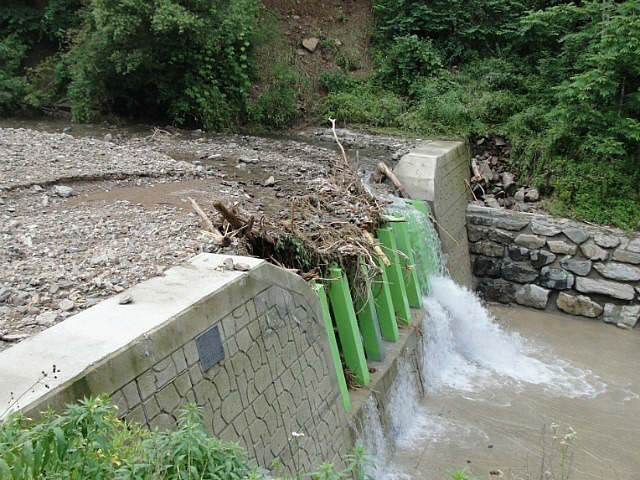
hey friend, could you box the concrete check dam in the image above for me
[0,140,638,479]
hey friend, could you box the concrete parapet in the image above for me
[393,141,472,287]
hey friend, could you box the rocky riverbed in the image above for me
[1,124,411,350]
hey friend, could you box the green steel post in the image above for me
[311,281,351,410]
[354,264,385,362]
[377,227,412,324]
[327,265,370,386]
[390,220,423,308]
[371,257,399,342]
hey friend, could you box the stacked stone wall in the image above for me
[467,205,640,328]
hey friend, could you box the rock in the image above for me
[547,240,577,255]
[59,299,74,311]
[479,161,497,182]
[539,267,574,290]
[223,258,234,271]
[470,240,504,258]
[580,241,608,261]
[593,262,640,281]
[495,137,506,146]
[53,185,74,198]
[601,304,640,328]
[559,256,592,276]
[473,257,502,278]
[468,212,529,231]
[612,247,640,265]
[524,188,540,202]
[264,175,276,187]
[626,238,640,253]
[574,277,635,300]
[238,157,259,164]
[556,293,603,318]
[484,195,501,209]
[486,229,514,245]
[501,260,538,284]
[234,262,251,272]
[36,311,59,325]
[562,227,590,245]
[508,246,530,262]
[296,49,308,56]
[530,219,562,236]
[515,284,550,309]
[477,279,516,304]
[467,226,487,242]
[515,234,546,249]
[302,37,319,52]
[530,249,556,268]
[104,133,113,142]
[501,172,517,196]
[1,333,31,342]
[593,233,620,249]
[514,187,526,202]
[118,293,133,305]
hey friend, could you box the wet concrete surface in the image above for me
[393,306,640,480]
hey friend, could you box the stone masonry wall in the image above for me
[467,205,640,328]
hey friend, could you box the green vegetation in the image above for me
[322,0,640,230]
[0,395,375,479]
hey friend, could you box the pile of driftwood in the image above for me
[188,120,410,286]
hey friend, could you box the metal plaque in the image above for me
[195,324,225,372]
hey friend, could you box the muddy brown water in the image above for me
[393,306,640,480]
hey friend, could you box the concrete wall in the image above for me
[467,205,640,328]
[0,254,349,472]
[393,141,473,287]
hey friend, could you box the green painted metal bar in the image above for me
[311,281,351,410]
[354,264,385,362]
[377,227,412,324]
[389,219,423,308]
[327,265,370,386]
[371,257,399,342]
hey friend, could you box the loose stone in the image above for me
[234,262,251,272]
[556,293,603,318]
[53,185,74,198]
[574,277,635,301]
[59,299,74,311]
[547,240,577,255]
[119,293,133,305]
[223,258,235,271]
[559,256,592,276]
[593,262,640,282]
[515,284,550,309]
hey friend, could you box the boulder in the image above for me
[515,234,546,249]
[514,187,526,202]
[539,267,574,290]
[477,279,516,304]
[559,256,592,276]
[556,293,603,318]
[471,240,504,258]
[524,188,540,202]
[562,227,590,245]
[612,247,640,265]
[515,284,550,309]
[502,260,538,284]
[601,304,640,328]
[547,240,577,255]
[473,256,502,278]
[574,277,635,300]
[501,172,517,196]
[530,250,556,268]
[593,233,620,249]
[593,262,640,281]
[580,241,608,261]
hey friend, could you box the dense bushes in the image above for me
[324,0,640,230]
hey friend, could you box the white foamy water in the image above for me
[423,275,606,399]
